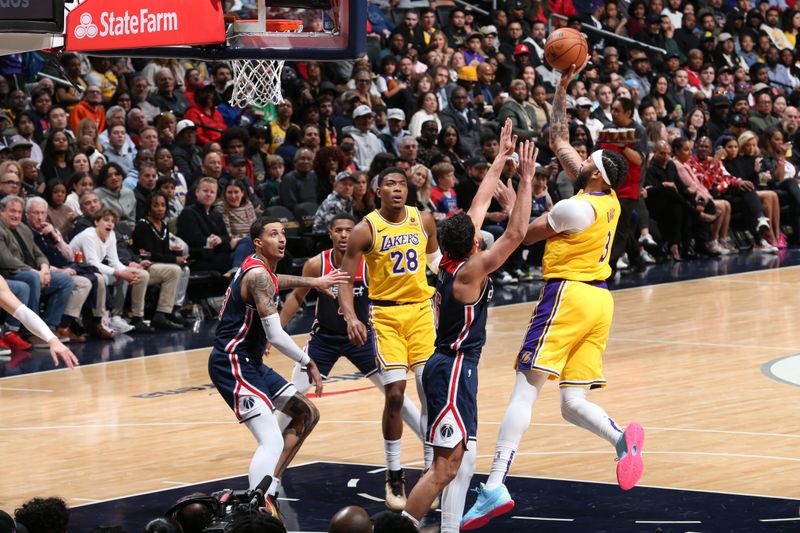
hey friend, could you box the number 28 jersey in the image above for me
[364,206,434,303]
[543,190,620,282]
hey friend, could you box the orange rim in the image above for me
[232,19,303,32]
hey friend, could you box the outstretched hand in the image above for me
[494,178,517,212]
[498,118,518,157]
[557,60,589,91]
[315,268,351,298]
[49,339,79,369]
[518,140,540,183]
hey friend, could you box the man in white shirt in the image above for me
[343,105,385,171]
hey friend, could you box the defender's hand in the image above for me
[316,268,351,298]
[346,318,368,347]
[305,360,324,397]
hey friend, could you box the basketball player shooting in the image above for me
[461,63,645,530]
[208,216,349,517]
[402,121,537,533]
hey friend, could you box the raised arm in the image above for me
[467,118,517,230]
[550,63,587,181]
[457,140,537,296]
[338,220,373,346]
[277,267,350,299]
[244,268,323,396]
[279,256,319,327]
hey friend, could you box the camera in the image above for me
[166,476,282,533]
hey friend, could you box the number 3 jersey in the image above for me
[543,190,620,282]
[363,206,434,303]
[312,248,369,337]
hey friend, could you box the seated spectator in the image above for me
[40,129,76,183]
[645,140,693,261]
[409,164,438,218]
[155,147,189,204]
[219,154,261,210]
[103,124,136,177]
[0,195,74,344]
[11,111,43,163]
[408,92,441,138]
[429,162,460,217]
[155,175,183,230]
[415,120,441,169]
[313,171,355,234]
[19,157,43,197]
[183,85,226,146]
[44,180,77,237]
[275,125,301,171]
[133,163,159,220]
[155,111,178,148]
[313,146,347,204]
[171,120,203,187]
[268,99,299,154]
[26,196,102,341]
[148,69,190,118]
[380,108,410,155]
[94,163,137,231]
[67,85,106,133]
[99,105,136,156]
[132,191,190,326]
[176,177,232,273]
[351,171,373,221]
[259,154,284,206]
[345,105,384,171]
[0,160,22,201]
[279,148,318,210]
[436,126,468,180]
[497,80,538,141]
[438,86,482,154]
[215,179,257,268]
[123,147,155,189]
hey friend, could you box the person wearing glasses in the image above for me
[0,164,21,201]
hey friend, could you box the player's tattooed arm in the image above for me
[550,63,587,181]
[245,269,279,318]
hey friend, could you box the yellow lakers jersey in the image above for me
[364,206,434,303]
[543,190,620,282]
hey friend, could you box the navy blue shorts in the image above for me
[208,348,296,422]
[307,330,377,378]
[424,350,479,448]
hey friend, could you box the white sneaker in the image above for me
[109,316,134,334]
[638,234,658,247]
[616,254,629,270]
[754,239,778,253]
[640,250,657,264]
[709,240,729,255]
[756,216,770,234]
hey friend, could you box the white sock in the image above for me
[440,441,477,533]
[401,510,420,528]
[486,371,546,487]
[560,387,623,446]
[414,365,432,469]
[267,476,281,497]
[244,404,284,490]
[369,373,424,442]
[385,438,402,471]
[277,363,311,432]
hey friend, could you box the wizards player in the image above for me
[280,213,423,437]
[401,123,535,533]
[462,63,645,530]
[208,216,349,510]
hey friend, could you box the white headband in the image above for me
[590,150,611,186]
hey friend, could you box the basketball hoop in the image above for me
[228,19,303,108]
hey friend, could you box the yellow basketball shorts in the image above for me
[515,279,613,388]
[370,300,436,372]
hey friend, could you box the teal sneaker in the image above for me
[616,422,645,491]
[460,483,514,530]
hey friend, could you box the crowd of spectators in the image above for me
[0,0,799,353]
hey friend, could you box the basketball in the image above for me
[544,28,589,72]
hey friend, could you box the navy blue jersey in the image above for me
[531,193,550,219]
[434,254,493,357]
[311,249,369,336]
[213,255,279,364]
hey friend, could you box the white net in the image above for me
[229,58,286,108]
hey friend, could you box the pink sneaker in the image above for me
[777,233,788,250]
[615,423,645,491]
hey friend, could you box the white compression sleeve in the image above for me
[261,314,311,365]
[426,249,442,275]
[547,199,596,234]
[13,304,55,342]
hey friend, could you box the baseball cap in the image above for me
[646,13,661,24]
[576,96,593,107]
[710,95,730,108]
[458,66,478,81]
[467,31,483,41]
[753,82,771,94]
[479,25,498,36]
[353,104,374,119]
[514,43,530,56]
[624,78,640,88]
[10,140,32,150]
[342,90,360,102]
[718,32,733,42]
[508,0,526,9]
[334,171,355,183]
[176,119,197,136]
[718,65,734,75]
[227,154,247,166]
[319,80,337,94]
[387,108,406,121]
[466,155,488,167]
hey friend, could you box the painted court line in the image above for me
[0,386,53,392]
[512,516,574,522]
[357,492,384,503]
[759,517,800,522]
[635,520,702,524]
[505,450,800,463]
[347,478,359,488]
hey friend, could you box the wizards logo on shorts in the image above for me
[440,423,454,439]
[239,396,257,412]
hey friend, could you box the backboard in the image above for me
[0,0,66,55]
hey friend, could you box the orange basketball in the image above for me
[544,28,589,72]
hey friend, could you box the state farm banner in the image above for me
[65,0,226,52]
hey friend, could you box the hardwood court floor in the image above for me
[1,267,799,511]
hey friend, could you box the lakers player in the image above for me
[339,167,441,510]
[461,63,645,530]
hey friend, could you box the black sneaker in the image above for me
[152,312,183,330]
[129,317,156,333]
[384,469,407,510]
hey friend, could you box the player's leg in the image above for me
[407,301,437,469]
[403,444,465,527]
[560,286,645,490]
[441,440,476,533]
[414,365,433,470]
[277,335,335,431]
